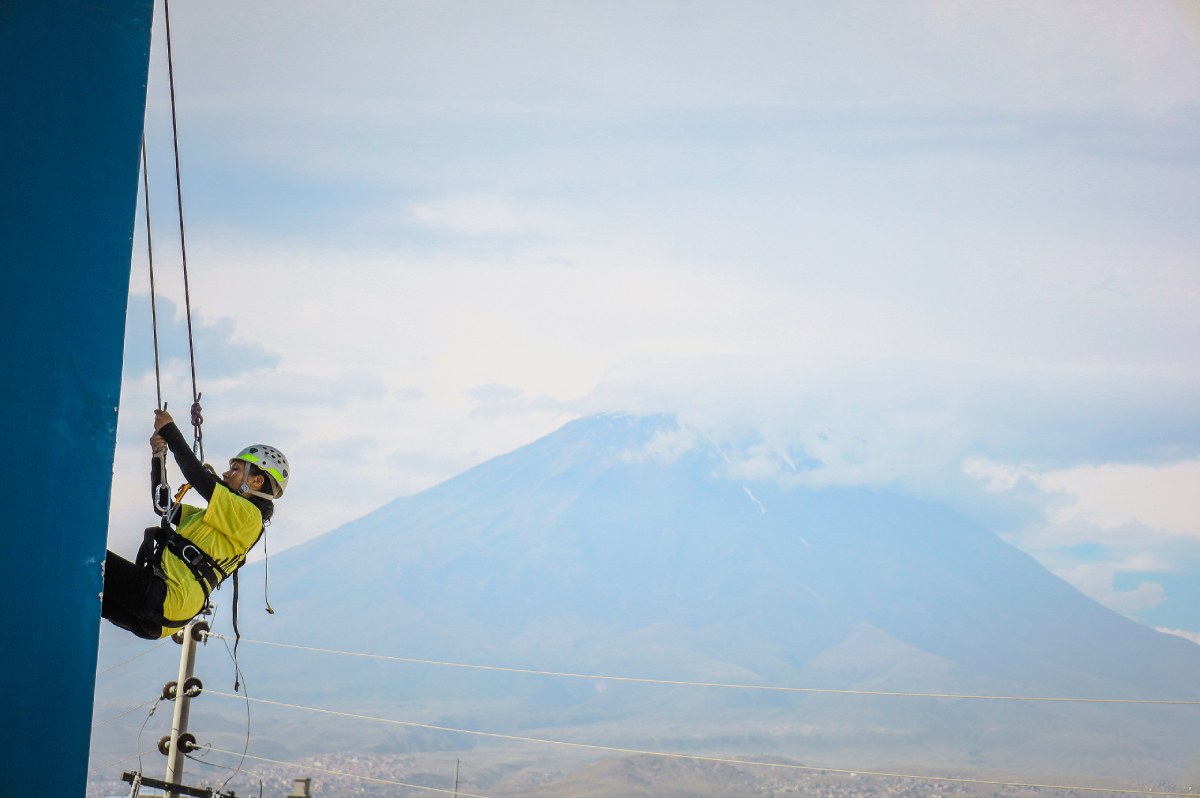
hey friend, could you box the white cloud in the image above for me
[1156,627,1200,646]
[1052,562,1167,613]
[960,456,1200,625]
[1038,461,1200,538]
[965,458,1200,542]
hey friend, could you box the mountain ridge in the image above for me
[255,413,1199,700]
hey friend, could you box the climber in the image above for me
[101,408,289,639]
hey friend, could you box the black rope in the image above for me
[141,137,164,412]
[163,0,204,461]
[142,135,174,512]
[261,529,275,616]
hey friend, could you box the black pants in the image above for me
[101,549,168,640]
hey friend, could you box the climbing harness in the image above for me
[138,478,263,636]
[138,483,218,627]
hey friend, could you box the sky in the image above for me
[110,0,1200,642]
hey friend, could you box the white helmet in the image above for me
[231,444,289,499]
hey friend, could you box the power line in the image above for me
[201,746,491,798]
[184,747,268,798]
[208,635,1200,706]
[205,691,1200,798]
[95,638,172,677]
[88,749,159,776]
[210,629,255,793]
[135,695,166,778]
[92,698,161,729]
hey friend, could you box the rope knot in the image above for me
[190,393,206,460]
[190,393,204,428]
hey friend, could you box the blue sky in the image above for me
[110,1,1200,642]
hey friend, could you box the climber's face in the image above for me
[223,459,263,494]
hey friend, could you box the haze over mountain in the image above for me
[94,414,1200,783]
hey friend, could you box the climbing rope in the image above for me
[140,136,174,515]
[140,0,204,534]
[137,0,203,519]
[140,139,164,413]
[162,0,204,461]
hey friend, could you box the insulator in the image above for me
[190,620,210,641]
[157,732,199,755]
[171,630,185,645]
[182,676,203,697]
[161,681,178,700]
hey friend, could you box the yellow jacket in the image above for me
[157,483,264,637]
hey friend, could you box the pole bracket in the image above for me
[122,771,237,798]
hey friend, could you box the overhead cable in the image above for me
[208,635,1200,706]
[87,749,159,776]
[205,691,1200,798]
[92,698,162,730]
[96,638,172,677]
[183,746,268,798]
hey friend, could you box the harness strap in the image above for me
[135,525,160,568]
[151,533,238,629]
[163,532,228,598]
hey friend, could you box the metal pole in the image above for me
[165,619,201,795]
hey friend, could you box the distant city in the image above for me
[87,750,1194,798]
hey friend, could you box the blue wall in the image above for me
[0,0,153,793]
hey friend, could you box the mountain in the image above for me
[95,414,1200,784]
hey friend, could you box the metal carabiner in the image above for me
[153,451,172,517]
[180,543,201,566]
